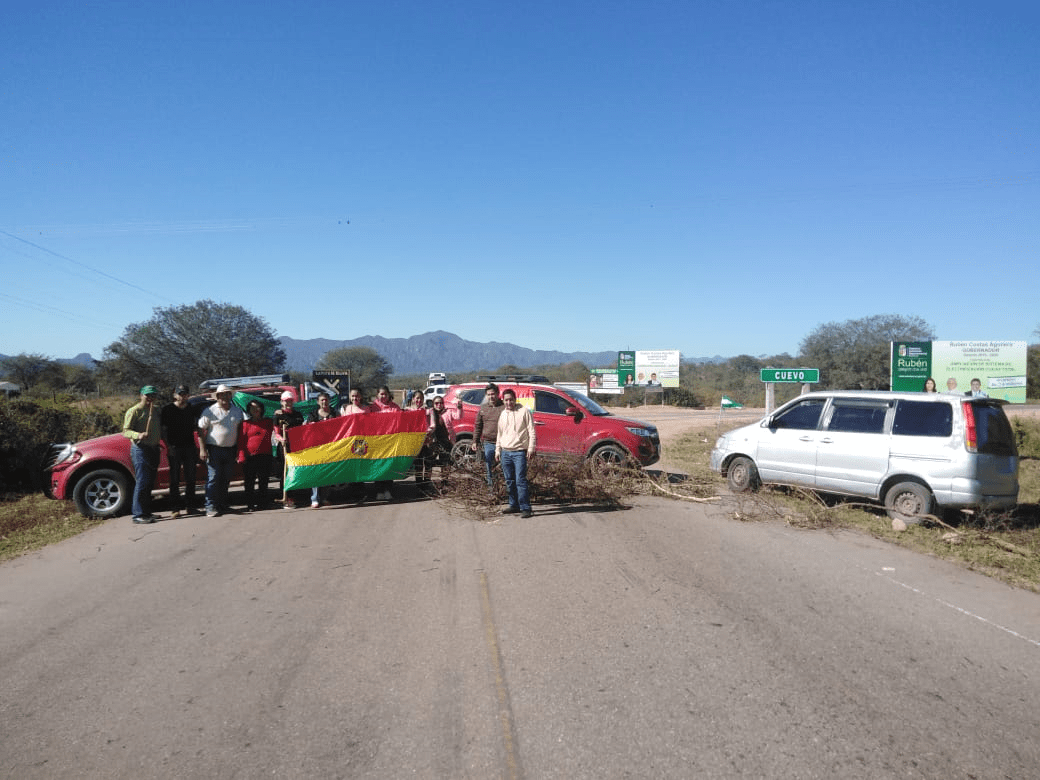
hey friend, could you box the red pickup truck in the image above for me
[44,375,301,518]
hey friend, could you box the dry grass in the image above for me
[0,493,106,563]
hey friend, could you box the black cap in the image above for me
[174,385,190,396]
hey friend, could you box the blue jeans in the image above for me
[131,443,159,518]
[205,445,236,512]
[482,441,498,488]
[500,449,530,512]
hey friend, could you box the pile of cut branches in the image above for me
[435,454,717,521]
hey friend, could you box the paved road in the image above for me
[2,488,1039,779]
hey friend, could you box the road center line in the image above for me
[479,570,524,780]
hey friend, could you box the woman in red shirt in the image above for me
[238,399,275,511]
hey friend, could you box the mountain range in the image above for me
[4,332,727,376]
[281,332,623,375]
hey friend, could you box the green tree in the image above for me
[1028,343,1039,401]
[0,353,64,394]
[799,314,934,390]
[100,300,286,390]
[316,346,392,391]
[58,363,97,395]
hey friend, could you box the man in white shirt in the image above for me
[198,384,245,517]
[494,389,537,518]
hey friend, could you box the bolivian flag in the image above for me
[283,410,428,491]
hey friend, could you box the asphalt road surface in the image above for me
[2,487,1039,779]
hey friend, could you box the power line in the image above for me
[0,229,174,302]
[0,292,123,330]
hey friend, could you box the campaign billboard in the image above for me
[588,370,623,395]
[634,350,680,388]
[891,341,1027,402]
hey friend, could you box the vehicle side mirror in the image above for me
[566,406,583,422]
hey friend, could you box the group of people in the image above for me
[121,383,471,525]
[123,383,252,523]
[922,377,989,397]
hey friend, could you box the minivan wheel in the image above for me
[726,456,759,492]
[73,469,131,518]
[884,482,933,525]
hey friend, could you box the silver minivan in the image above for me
[710,391,1019,522]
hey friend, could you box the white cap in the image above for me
[215,384,232,395]
[280,390,295,401]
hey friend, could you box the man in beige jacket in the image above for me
[494,389,537,517]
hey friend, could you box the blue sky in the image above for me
[2,1,1037,365]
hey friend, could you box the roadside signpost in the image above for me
[761,368,819,414]
[759,368,819,383]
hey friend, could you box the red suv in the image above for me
[44,375,299,518]
[443,377,660,469]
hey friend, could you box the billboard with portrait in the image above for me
[588,370,623,395]
[634,350,680,388]
[891,341,1027,402]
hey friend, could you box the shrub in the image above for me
[1012,417,1040,460]
[0,398,120,492]
[668,387,703,408]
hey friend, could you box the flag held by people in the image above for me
[283,409,428,491]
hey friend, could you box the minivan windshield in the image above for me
[559,388,609,416]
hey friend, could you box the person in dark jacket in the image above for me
[161,384,201,517]
[472,383,505,489]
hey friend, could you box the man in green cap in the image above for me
[122,385,162,523]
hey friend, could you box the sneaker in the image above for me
[284,500,296,510]
[132,515,158,524]
[311,501,321,509]
[521,510,533,519]
[206,509,218,517]
[501,506,520,515]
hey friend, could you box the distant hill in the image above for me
[280,332,621,375]
[0,352,95,368]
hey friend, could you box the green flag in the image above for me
[721,395,743,409]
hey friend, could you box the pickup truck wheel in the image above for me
[73,469,131,518]
[450,438,477,469]
[726,456,759,492]
[885,482,933,524]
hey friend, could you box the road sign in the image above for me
[760,368,819,383]
[312,371,350,391]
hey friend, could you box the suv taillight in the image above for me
[962,401,977,453]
